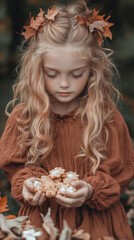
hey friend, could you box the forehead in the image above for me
[43,46,89,70]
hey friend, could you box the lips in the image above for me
[58,92,72,97]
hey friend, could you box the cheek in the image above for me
[44,78,54,92]
[77,78,88,92]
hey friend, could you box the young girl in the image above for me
[0,0,134,239]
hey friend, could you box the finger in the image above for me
[23,192,34,202]
[37,193,46,206]
[56,197,83,208]
[29,190,42,206]
[56,194,84,206]
[63,189,84,199]
[24,180,34,192]
[25,177,42,192]
[30,177,42,182]
[71,180,86,188]
[55,199,70,208]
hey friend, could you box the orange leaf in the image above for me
[76,16,89,27]
[0,196,9,213]
[32,8,45,30]
[21,8,45,40]
[103,22,114,39]
[46,5,60,21]
[88,8,105,23]
[93,31,103,46]
[88,8,114,44]
[21,26,36,40]
[6,215,16,219]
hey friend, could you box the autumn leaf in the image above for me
[0,214,28,239]
[89,20,108,33]
[127,196,134,206]
[76,16,89,27]
[21,8,45,40]
[0,229,5,239]
[88,8,105,23]
[6,215,16,220]
[21,26,37,40]
[103,21,114,39]
[59,220,72,240]
[41,208,59,240]
[2,232,15,240]
[76,8,114,46]
[72,229,91,240]
[127,208,134,219]
[34,8,46,29]
[46,5,60,21]
[88,8,114,45]
[93,31,103,46]
[0,196,9,214]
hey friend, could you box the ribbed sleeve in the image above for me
[83,109,134,210]
[11,165,48,201]
[0,104,48,202]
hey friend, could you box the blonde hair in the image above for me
[6,0,120,175]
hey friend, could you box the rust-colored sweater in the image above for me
[0,104,134,239]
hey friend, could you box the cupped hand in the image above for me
[56,180,93,208]
[22,177,46,206]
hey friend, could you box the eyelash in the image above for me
[46,73,83,78]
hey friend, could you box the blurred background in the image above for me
[0,0,134,235]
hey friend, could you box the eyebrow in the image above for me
[43,66,88,71]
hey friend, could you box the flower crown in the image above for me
[21,5,114,46]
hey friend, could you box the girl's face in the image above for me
[43,45,91,112]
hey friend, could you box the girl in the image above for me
[0,0,134,239]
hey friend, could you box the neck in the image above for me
[50,98,81,115]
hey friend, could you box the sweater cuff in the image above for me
[84,176,105,207]
[11,165,48,202]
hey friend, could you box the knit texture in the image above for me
[0,104,134,239]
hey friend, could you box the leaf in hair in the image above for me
[93,31,103,46]
[21,26,37,40]
[88,8,114,45]
[21,8,45,40]
[45,5,60,21]
[89,20,108,33]
[34,8,46,30]
[76,16,89,27]
[103,18,114,39]
[88,8,105,23]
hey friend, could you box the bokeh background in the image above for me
[0,0,134,235]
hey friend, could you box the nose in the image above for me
[59,76,70,88]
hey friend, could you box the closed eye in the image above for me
[45,73,84,78]
[72,74,83,78]
[46,74,56,78]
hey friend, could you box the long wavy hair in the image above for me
[6,0,120,175]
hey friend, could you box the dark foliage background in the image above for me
[0,0,134,236]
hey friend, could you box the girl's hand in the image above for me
[22,177,46,206]
[56,180,93,208]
